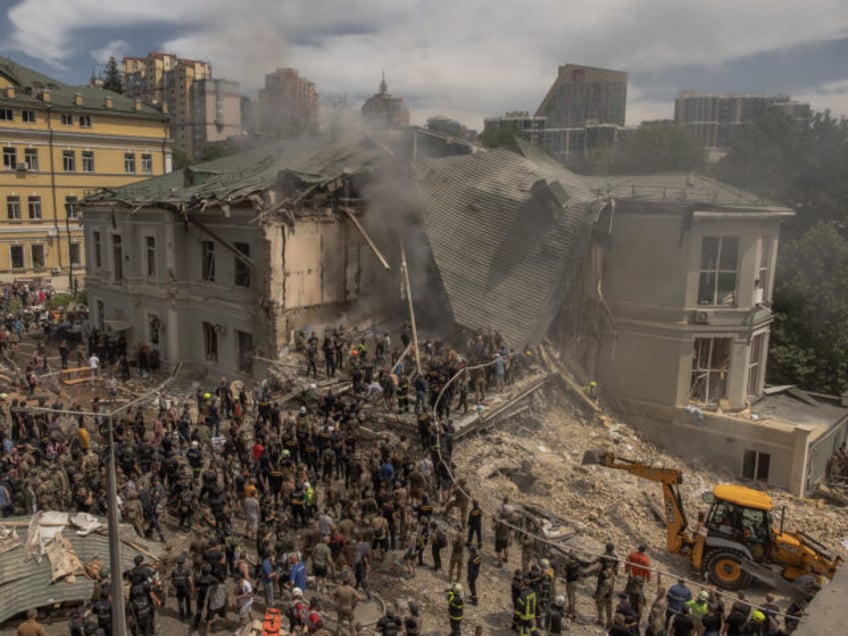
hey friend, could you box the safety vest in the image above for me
[518,589,537,620]
[447,591,464,621]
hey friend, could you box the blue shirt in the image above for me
[667,583,692,614]
[261,558,275,584]
[289,561,307,590]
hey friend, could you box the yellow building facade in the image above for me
[0,57,170,285]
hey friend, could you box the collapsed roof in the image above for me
[412,142,599,350]
[87,135,391,214]
[0,512,163,624]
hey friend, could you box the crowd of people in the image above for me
[0,318,817,636]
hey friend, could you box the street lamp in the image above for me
[63,199,82,296]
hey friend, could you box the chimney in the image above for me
[39,90,50,102]
[134,99,142,112]
[73,93,83,106]
[5,87,14,99]
[104,96,113,109]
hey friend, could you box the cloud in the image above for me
[4,0,848,127]
[793,78,848,119]
[88,39,129,67]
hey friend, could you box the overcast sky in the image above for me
[1,0,847,130]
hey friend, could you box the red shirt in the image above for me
[252,443,264,462]
[625,550,651,580]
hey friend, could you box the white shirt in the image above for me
[89,355,100,370]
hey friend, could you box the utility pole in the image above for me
[399,241,421,377]
[105,413,127,636]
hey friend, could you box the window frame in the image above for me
[62,150,76,172]
[21,110,35,123]
[92,231,102,269]
[123,153,136,174]
[203,321,219,362]
[234,242,250,287]
[6,196,21,221]
[0,108,13,121]
[27,196,42,221]
[141,154,153,174]
[61,113,74,126]
[30,244,45,270]
[81,150,94,173]
[69,242,81,266]
[24,148,38,171]
[697,236,739,306]
[78,114,92,128]
[2,147,15,170]
[201,240,216,282]
[9,245,24,269]
[145,235,156,278]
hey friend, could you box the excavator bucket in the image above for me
[581,450,607,466]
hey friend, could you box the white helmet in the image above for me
[299,406,307,415]
[452,583,463,594]
[191,441,199,448]
[292,587,303,598]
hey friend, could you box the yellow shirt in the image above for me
[78,427,90,451]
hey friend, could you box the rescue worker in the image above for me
[624,543,650,620]
[466,546,481,606]
[516,575,538,636]
[377,606,403,636]
[545,595,566,635]
[171,554,194,620]
[447,582,464,636]
[448,527,465,584]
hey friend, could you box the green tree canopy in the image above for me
[477,126,520,152]
[768,222,848,395]
[103,56,123,94]
[573,123,706,174]
[713,110,848,236]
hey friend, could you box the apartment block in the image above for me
[0,57,170,284]
[674,91,811,149]
[536,64,628,128]
[123,53,238,159]
[257,68,319,137]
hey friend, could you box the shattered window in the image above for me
[203,321,218,361]
[698,236,738,306]
[237,330,253,374]
[690,337,731,405]
[202,240,215,282]
[234,242,250,287]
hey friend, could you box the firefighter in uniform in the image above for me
[447,582,464,635]
[516,576,538,636]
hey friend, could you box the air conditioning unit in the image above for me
[46,227,58,237]
[50,267,60,275]
[15,162,27,172]
[693,310,711,325]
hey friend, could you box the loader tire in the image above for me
[705,549,751,590]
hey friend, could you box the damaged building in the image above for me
[81,133,847,497]
[82,137,395,379]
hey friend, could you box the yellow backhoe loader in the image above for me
[582,450,842,591]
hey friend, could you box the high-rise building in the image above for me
[123,53,239,159]
[674,91,811,149]
[257,68,319,137]
[361,75,409,129]
[0,57,170,283]
[536,64,628,128]
[191,78,242,155]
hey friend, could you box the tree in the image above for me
[573,123,706,174]
[713,109,848,236]
[171,147,191,171]
[768,222,848,394]
[477,126,520,152]
[103,56,123,94]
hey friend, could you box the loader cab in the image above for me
[703,485,774,561]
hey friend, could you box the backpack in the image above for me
[173,565,191,592]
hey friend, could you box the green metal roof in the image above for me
[0,57,168,120]
[87,135,389,208]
